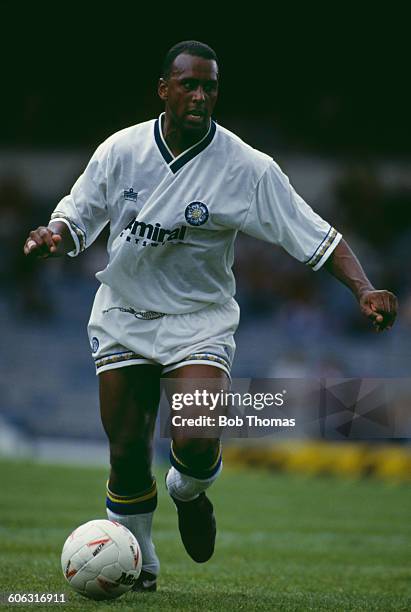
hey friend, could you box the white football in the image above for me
[61,519,142,600]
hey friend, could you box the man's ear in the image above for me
[158,78,168,101]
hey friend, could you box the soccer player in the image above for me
[23,41,398,591]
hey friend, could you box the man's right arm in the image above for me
[23,221,75,258]
[24,136,111,260]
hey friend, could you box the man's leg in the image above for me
[99,364,161,590]
[164,364,229,563]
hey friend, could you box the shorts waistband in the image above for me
[102,306,166,320]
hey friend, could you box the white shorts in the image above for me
[87,283,240,377]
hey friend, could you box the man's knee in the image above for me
[172,438,220,470]
[99,365,161,443]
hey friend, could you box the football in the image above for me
[61,519,142,600]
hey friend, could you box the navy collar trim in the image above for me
[154,114,216,174]
[154,117,173,164]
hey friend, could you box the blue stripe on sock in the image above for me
[169,450,222,480]
[106,494,157,515]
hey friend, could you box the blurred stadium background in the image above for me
[1,8,410,478]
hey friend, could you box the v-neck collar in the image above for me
[154,113,217,174]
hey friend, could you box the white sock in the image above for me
[107,509,160,576]
[166,462,223,502]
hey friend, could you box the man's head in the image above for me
[158,41,219,133]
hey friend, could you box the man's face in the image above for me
[158,53,219,133]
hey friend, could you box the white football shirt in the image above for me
[51,114,342,314]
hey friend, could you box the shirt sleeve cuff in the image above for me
[48,217,81,257]
[306,228,343,271]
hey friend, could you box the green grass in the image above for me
[1,459,410,611]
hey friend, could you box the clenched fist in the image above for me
[23,226,63,258]
[359,290,398,332]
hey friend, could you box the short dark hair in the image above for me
[162,40,218,79]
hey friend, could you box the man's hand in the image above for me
[325,240,398,332]
[359,290,398,332]
[23,226,62,258]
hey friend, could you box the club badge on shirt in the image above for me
[185,201,209,226]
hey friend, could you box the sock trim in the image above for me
[106,480,157,504]
[170,442,222,479]
[106,480,157,515]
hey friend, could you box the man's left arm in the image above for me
[239,161,398,331]
[324,238,398,332]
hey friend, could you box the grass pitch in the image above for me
[1,459,410,611]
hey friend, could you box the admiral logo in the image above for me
[123,187,138,202]
[120,218,186,247]
[87,537,111,556]
[92,542,106,557]
[116,572,138,586]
